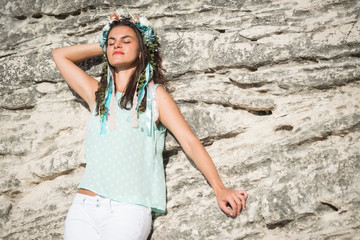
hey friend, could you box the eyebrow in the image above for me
[108,35,134,41]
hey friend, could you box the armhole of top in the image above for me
[154,84,166,92]
[153,84,167,132]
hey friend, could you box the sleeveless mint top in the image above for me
[78,87,167,213]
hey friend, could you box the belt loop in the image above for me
[82,195,86,207]
[109,199,113,213]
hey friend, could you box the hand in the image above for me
[215,188,248,216]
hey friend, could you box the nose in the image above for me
[114,41,122,48]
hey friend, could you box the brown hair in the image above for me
[95,19,167,115]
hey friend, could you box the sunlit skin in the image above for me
[106,26,140,70]
[52,23,248,218]
[106,26,141,93]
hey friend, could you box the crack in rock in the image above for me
[32,169,75,184]
[201,131,243,146]
[291,120,360,147]
[320,201,339,212]
[274,125,294,132]
[178,99,273,116]
[311,76,360,90]
[164,130,244,158]
[229,78,268,89]
[12,5,100,20]
[266,219,293,230]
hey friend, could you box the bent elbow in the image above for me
[52,48,60,61]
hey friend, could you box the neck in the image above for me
[113,65,137,93]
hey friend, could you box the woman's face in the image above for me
[106,26,140,70]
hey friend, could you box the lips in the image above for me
[113,51,124,55]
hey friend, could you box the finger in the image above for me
[219,201,233,216]
[243,190,248,200]
[232,194,242,215]
[227,198,238,216]
[237,190,248,199]
[235,191,247,210]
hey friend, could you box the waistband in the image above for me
[73,193,151,213]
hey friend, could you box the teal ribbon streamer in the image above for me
[100,63,154,137]
[136,63,153,136]
[136,63,153,111]
[100,67,113,135]
[145,84,153,137]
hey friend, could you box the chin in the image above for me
[110,61,137,70]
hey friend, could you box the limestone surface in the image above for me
[1,0,359,239]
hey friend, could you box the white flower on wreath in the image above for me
[139,17,151,27]
[103,22,110,31]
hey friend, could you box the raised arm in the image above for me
[52,43,102,110]
[157,87,248,216]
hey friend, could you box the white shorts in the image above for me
[64,193,152,240]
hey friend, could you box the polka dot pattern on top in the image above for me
[78,86,167,213]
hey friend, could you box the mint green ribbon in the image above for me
[100,67,113,135]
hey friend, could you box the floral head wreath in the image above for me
[98,9,159,136]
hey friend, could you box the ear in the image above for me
[138,50,142,59]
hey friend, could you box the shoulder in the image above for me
[154,85,179,117]
[154,84,194,141]
[155,84,172,102]
[154,83,167,92]
[155,84,168,95]
[155,84,186,130]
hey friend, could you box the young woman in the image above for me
[52,10,248,240]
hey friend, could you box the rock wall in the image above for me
[1,0,360,239]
